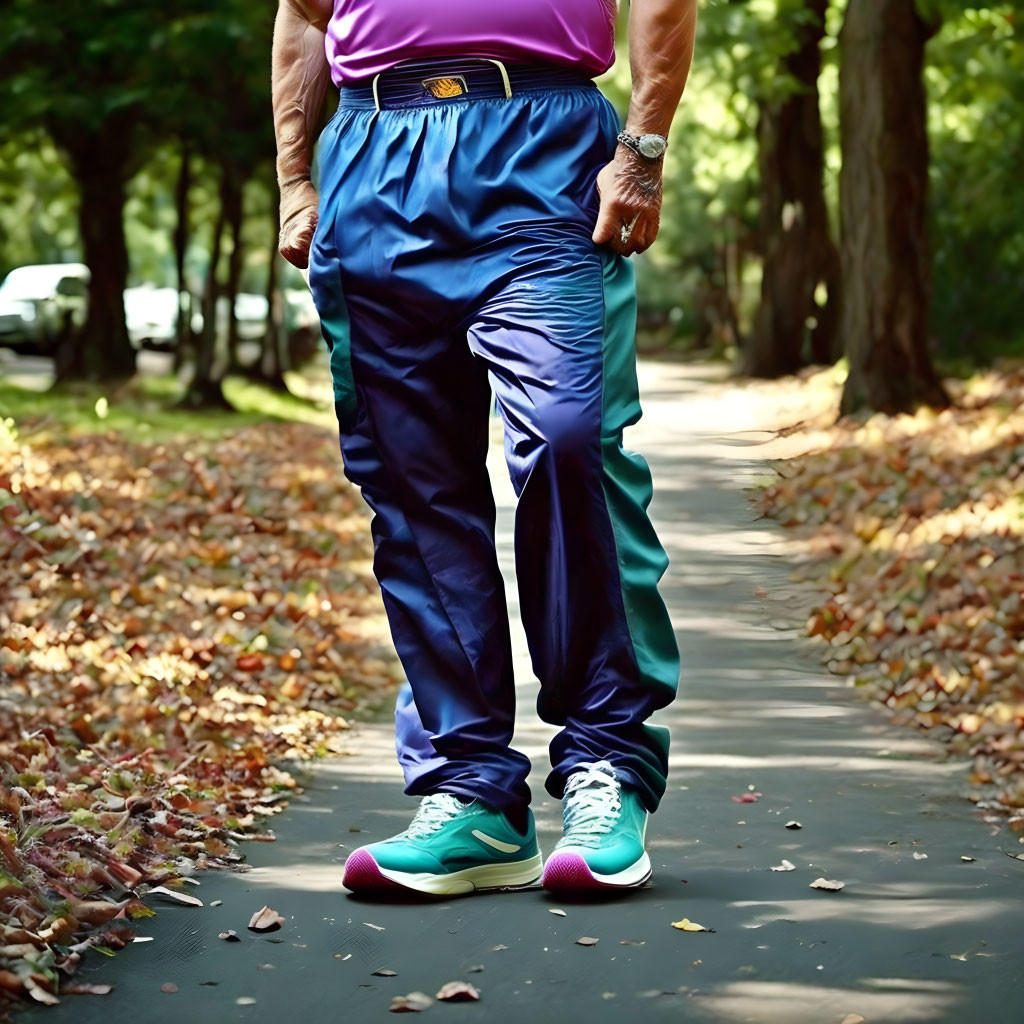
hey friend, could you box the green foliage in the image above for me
[0,0,1021,367]
[926,4,1024,360]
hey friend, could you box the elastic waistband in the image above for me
[338,57,597,111]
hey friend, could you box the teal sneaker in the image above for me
[343,793,542,896]
[541,760,651,892]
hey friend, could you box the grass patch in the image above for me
[0,372,335,442]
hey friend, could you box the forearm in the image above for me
[624,0,698,137]
[271,0,333,186]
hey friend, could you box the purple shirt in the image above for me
[325,1,618,86]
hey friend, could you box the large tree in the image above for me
[0,0,187,381]
[746,0,840,377]
[177,0,278,406]
[836,0,949,414]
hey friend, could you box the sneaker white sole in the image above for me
[542,847,652,890]
[346,848,543,896]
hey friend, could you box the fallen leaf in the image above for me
[24,978,59,1005]
[63,984,113,996]
[769,859,796,872]
[219,931,240,942]
[491,944,508,951]
[147,886,203,908]
[731,793,762,803]
[161,982,178,994]
[913,852,928,860]
[363,922,386,932]
[436,981,480,1002]
[236,996,256,1006]
[841,1015,866,1024]
[372,969,398,977]
[466,965,484,973]
[548,909,566,917]
[960,856,976,862]
[576,936,599,946]
[785,821,802,830]
[619,939,645,946]
[389,992,433,1013]
[809,877,844,891]
[248,906,285,932]
[671,918,711,932]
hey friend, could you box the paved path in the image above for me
[48,362,1023,1023]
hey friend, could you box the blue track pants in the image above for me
[308,78,679,819]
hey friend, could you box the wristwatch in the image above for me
[617,130,668,161]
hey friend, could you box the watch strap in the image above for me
[616,131,667,161]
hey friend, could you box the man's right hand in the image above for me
[279,179,320,270]
[272,0,332,269]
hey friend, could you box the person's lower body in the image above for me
[307,59,680,895]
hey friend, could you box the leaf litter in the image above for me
[754,366,1024,820]
[0,419,400,1003]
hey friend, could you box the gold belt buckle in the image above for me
[370,60,511,112]
[421,75,468,99]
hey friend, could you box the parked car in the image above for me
[285,287,319,336]
[124,285,186,350]
[125,288,270,351]
[0,263,89,351]
[224,292,269,342]
[0,262,323,364]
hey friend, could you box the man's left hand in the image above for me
[592,145,664,257]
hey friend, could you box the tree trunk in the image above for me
[837,0,949,414]
[222,172,245,370]
[172,143,193,372]
[746,0,839,378]
[181,177,231,409]
[53,122,137,382]
[259,201,290,389]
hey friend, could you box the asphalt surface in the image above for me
[42,361,1024,1024]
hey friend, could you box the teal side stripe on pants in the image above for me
[599,251,680,720]
[308,237,357,428]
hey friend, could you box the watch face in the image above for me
[638,134,666,159]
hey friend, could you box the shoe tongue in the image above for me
[432,793,468,812]
[574,771,618,795]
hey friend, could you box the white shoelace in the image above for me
[401,793,467,840]
[561,760,622,845]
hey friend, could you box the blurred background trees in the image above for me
[0,0,1021,412]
